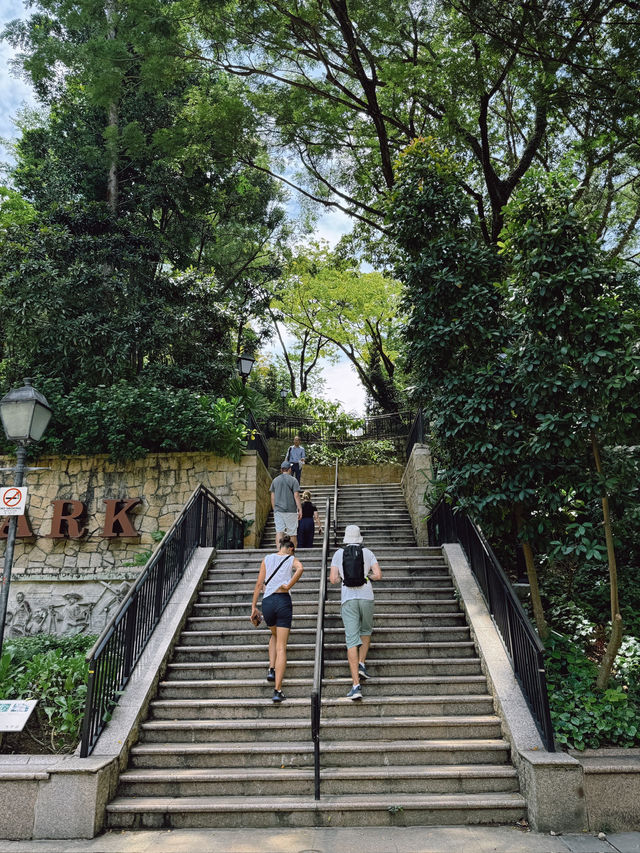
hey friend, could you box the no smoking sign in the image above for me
[0,487,28,516]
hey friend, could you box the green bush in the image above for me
[306,439,398,466]
[545,633,640,750]
[0,634,95,752]
[0,377,249,463]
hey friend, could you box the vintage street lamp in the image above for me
[236,354,255,385]
[280,387,288,415]
[0,378,52,649]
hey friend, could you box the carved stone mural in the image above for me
[6,582,132,638]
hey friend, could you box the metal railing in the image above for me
[332,457,339,546]
[428,499,555,751]
[246,412,269,469]
[311,497,331,799]
[79,485,244,757]
[261,411,414,443]
[405,409,426,460]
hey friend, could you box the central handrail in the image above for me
[428,498,555,751]
[311,497,331,800]
[332,457,338,545]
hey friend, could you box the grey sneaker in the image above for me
[347,684,362,701]
[266,667,276,682]
[358,662,371,680]
[272,689,286,703]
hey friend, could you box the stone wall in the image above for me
[303,463,403,486]
[401,443,433,546]
[0,450,271,638]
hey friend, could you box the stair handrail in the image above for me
[311,497,331,800]
[332,457,338,545]
[79,484,244,757]
[428,498,555,751]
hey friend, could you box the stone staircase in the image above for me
[106,481,526,828]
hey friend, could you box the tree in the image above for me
[190,0,640,250]
[272,242,406,411]
[500,169,640,685]
[1,0,288,391]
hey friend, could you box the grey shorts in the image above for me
[341,599,374,649]
[274,511,298,535]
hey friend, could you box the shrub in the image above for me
[0,377,249,463]
[0,634,95,753]
[545,633,640,750]
[306,439,398,466]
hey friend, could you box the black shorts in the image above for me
[262,592,293,628]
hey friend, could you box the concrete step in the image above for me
[116,763,519,798]
[129,737,512,769]
[173,641,478,662]
[106,791,526,829]
[139,714,502,743]
[158,675,488,700]
[148,694,494,721]
[191,601,462,616]
[186,612,467,629]
[166,657,484,679]
[178,627,470,646]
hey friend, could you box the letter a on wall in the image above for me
[0,514,34,539]
[102,499,141,538]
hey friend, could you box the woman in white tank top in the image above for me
[251,535,304,702]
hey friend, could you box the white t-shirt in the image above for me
[263,553,295,598]
[331,546,378,603]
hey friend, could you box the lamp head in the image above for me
[0,378,52,444]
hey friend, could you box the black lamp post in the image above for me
[236,354,255,385]
[0,379,52,650]
[280,387,288,415]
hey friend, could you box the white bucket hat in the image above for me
[343,524,363,545]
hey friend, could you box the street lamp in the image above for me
[280,387,288,415]
[236,354,255,385]
[0,378,52,650]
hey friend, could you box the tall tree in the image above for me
[191,0,640,249]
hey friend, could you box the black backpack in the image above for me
[342,544,366,587]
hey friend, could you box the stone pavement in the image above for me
[0,827,639,853]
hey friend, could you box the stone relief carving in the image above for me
[6,581,132,637]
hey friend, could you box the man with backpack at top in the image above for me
[329,524,382,700]
[285,434,306,483]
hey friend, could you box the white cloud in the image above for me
[0,1,36,152]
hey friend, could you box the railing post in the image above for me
[79,660,96,757]
[123,597,138,680]
[200,490,208,547]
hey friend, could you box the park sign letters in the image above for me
[0,498,141,540]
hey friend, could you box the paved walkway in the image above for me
[0,827,639,853]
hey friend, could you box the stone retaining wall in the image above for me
[0,451,270,638]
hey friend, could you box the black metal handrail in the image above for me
[79,485,244,757]
[405,409,426,460]
[246,412,269,470]
[428,499,555,751]
[261,411,414,443]
[332,457,338,545]
[311,497,331,799]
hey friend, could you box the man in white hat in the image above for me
[329,524,382,700]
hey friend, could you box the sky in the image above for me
[0,1,368,415]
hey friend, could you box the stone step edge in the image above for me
[130,737,510,754]
[106,792,526,813]
[158,676,487,687]
[167,657,482,668]
[150,694,494,708]
[141,715,501,730]
[119,764,518,782]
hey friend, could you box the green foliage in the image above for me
[0,634,96,752]
[546,634,640,751]
[0,377,249,463]
[306,439,398,466]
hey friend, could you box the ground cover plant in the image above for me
[0,634,95,754]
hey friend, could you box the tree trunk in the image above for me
[105,0,118,213]
[515,504,549,640]
[592,430,623,689]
